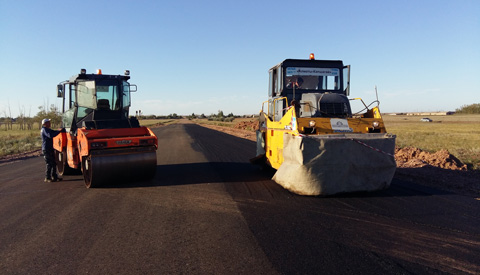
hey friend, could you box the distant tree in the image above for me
[188,113,197,120]
[455,103,480,114]
[34,104,62,129]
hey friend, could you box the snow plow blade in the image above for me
[272,133,396,196]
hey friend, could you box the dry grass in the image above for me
[139,119,178,127]
[0,125,43,156]
[191,117,253,128]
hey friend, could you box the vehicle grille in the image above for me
[319,102,349,116]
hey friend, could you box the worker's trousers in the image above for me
[43,150,58,180]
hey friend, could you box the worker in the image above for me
[286,77,304,89]
[290,99,301,117]
[40,119,65,182]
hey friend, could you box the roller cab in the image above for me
[255,55,396,196]
[53,69,158,188]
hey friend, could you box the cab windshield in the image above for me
[285,67,340,91]
[96,79,121,111]
[76,79,123,110]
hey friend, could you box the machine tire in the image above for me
[55,150,75,176]
[82,156,95,188]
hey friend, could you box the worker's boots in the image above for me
[44,177,63,182]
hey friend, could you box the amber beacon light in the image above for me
[309,53,315,60]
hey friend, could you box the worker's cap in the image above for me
[41,118,50,125]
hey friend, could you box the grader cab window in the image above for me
[285,67,340,91]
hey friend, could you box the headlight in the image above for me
[372,121,380,128]
[309,120,316,127]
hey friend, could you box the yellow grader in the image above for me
[254,54,396,196]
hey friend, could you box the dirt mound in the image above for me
[395,147,467,171]
[234,121,259,131]
[0,149,42,166]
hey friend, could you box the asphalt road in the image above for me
[1,123,479,274]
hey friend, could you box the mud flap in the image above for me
[272,133,396,196]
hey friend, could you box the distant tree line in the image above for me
[455,103,480,114]
[204,110,235,122]
[137,113,184,119]
[137,110,240,122]
[1,104,62,131]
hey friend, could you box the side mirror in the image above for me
[129,84,137,92]
[57,84,64,98]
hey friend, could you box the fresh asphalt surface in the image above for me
[1,123,479,274]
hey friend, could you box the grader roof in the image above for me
[270,59,344,71]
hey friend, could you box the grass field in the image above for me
[383,114,480,169]
[191,117,254,128]
[2,115,479,169]
[138,119,177,127]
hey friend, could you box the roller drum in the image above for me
[82,146,157,188]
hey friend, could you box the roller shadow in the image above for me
[98,162,275,189]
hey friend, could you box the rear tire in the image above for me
[82,156,95,188]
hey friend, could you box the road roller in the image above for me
[254,54,396,196]
[53,69,157,188]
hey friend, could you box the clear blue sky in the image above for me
[1,0,479,117]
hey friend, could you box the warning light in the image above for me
[96,69,102,75]
[80,68,86,74]
[309,53,315,60]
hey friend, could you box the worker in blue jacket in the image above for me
[40,118,65,182]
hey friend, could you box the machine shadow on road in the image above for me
[100,163,456,200]
[98,161,275,189]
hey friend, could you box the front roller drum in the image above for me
[81,147,157,188]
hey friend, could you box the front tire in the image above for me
[55,150,76,176]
